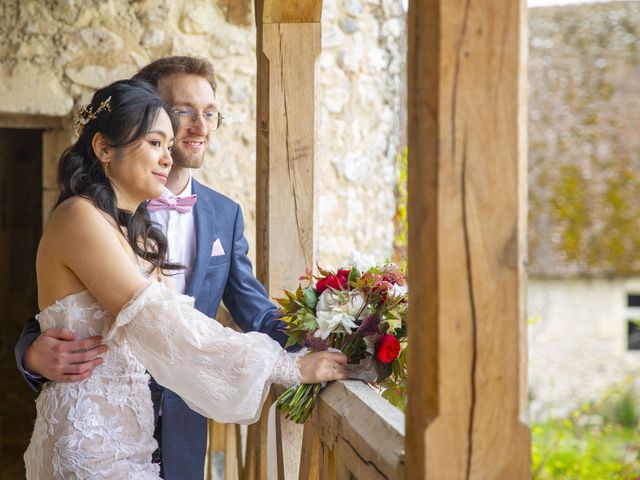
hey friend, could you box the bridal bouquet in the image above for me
[275,253,408,424]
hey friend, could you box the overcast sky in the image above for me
[528,0,634,6]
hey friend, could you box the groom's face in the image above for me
[156,73,217,170]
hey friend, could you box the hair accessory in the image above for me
[74,96,112,136]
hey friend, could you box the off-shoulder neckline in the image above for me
[39,289,94,315]
[39,273,165,316]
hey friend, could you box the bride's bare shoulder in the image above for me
[42,197,120,247]
[52,196,103,219]
[48,197,117,231]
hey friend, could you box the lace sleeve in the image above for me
[271,348,307,388]
[103,281,300,424]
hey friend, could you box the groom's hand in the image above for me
[23,328,108,382]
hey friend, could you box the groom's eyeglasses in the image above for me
[174,108,224,131]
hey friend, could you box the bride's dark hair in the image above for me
[56,79,181,274]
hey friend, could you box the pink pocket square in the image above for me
[211,238,225,256]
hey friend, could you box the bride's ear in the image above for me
[92,133,114,168]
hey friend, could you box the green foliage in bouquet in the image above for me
[275,259,408,423]
[378,346,408,412]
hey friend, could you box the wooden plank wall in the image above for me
[405,0,531,478]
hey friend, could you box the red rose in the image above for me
[336,269,350,283]
[316,276,340,294]
[375,334,401,363]
[316,269,350,294]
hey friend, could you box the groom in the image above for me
[15,56,286,479]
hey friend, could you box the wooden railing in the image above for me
[206,381,405,480]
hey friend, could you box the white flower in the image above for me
[314,311,358,339]
[316,289,340,312]
[349,251,376,272]
[388,283,408,298]
[314,290,370,339]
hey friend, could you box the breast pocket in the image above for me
[208,254,230,267]
[203,258,231,315]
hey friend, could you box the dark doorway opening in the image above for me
[0,128,43,478]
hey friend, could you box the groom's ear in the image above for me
[91,133,113,166]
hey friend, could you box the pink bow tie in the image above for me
[147,194,197,213]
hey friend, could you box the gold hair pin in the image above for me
[73,96,112,136]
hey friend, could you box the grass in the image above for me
[532,387,640,480]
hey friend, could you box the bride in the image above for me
[24,79,347,479]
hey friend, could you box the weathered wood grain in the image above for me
[250,2,322,479]
[260,0,322,23]
[406,0,531,478]
[312,381,405,480]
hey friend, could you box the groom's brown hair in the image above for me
[133,56,217,94]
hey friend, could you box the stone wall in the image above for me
[316,0,405,265]
[528,277,640,420]
[0,0,406,268]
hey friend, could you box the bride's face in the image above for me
[107,109,174,210]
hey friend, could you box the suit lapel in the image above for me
[186,179,215,297]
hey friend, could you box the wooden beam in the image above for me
[259,0,322,24]
[255,2,320,296]
[319,443,335,480]
[0,113,68,130]
[311,381,405,480]
[245,391,275,480]
[406,0,531,478]
[298,424,320,480]
[224,424,243,480]
[253,1,322,479]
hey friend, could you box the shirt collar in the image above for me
[161,173,192,199]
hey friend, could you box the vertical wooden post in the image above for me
[253,1,322,479]
[255,0,322,294]
[319,443,336,480]
[225,424,243,480]
[297,424,321,480]
[406,0,531,478]
[244,392,275,480]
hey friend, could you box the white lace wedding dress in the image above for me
[24,281,301,479]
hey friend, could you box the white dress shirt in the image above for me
[149,176,197,294]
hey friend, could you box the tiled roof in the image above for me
[528,1,640,277]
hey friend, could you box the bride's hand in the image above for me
[298,351,348,383]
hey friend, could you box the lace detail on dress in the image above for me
[270,348,306,388]
[25,281,297,477]
[25,290,159,479]
[104,281,293,424]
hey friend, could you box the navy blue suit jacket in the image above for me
[15,179,286,479]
